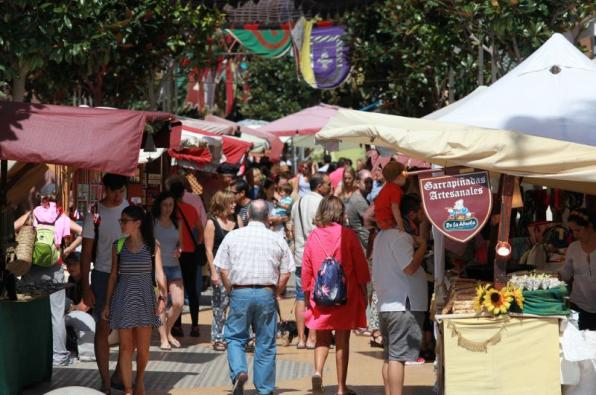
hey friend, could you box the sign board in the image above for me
[419,171,492,243]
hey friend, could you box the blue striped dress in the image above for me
[109,241,161,329]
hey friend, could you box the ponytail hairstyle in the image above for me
[122,205,156,256]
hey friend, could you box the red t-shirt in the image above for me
[177,201,201,252]
[374,182,403,230]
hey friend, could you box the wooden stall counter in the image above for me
[436,314,561,395]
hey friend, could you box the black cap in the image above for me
[216,164,239,175]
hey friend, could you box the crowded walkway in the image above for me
[25,282,435,395]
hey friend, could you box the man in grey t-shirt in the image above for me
[80,173,128,392]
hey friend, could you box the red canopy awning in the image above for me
[0,101,173,176]
[204,115,284,161]
[169,123,253,167]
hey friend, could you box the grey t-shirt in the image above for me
[291,191,323,267]
[154,222,180,267]
[82,200,128,273]
[343,191,370,249]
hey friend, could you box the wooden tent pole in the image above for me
[494,174,514,287]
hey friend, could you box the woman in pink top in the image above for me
[302,196,370,395]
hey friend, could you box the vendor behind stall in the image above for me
[560,208,596,330]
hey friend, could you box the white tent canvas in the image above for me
[437,33,596,146]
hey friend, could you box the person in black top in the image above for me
[204,191,238,351]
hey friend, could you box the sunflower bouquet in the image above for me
[473,283,524,316]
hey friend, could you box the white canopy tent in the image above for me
[437,33,596,146]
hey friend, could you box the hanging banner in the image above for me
[308,25,351,89]
[226,29,292,58]
[419,171,492,243]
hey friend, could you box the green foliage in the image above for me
[0,1,222,106]
[237,56,322,121]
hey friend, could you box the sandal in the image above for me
[245,339,255,353]
[168,335,181,348]
[311,373,324,395]
[353,328,372,337]
[213,341,227,352]
[370,333,384,349]
[337,389,357,395]
[160,342,172,351]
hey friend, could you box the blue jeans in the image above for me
[225,288,277,394]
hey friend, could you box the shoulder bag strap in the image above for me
[179,208,200,250]
[91,203,100,262]
[311,229,341,259]
[297,198,307,241]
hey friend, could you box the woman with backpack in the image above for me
[102,206,167,395]
[152,192,184,350]
[301,196,370,395]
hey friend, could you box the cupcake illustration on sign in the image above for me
[444,199,478,231]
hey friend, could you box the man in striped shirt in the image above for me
[215,200,295,395]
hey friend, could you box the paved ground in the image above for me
[25,285,436,395]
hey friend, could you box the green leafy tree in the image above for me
[0,1,221,108]
[237,56,322,121]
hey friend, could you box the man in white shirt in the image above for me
[372,194,428,395]
[215,200,295,395]
[80,173,129,393]
[290,173,331,349]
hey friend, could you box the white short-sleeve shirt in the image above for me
[372,229,428,312]
[82,200,128,273]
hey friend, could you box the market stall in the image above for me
[0,101,175,393]
[315,33,596,393]
[205,114,284,162]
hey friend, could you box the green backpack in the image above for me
[32,221,60,267]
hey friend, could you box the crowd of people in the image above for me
[13,155,449,395]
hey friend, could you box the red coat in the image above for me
[302,223,370,330]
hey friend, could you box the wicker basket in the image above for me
[15,225,36,263]
[6,259,31,277]
[185,173,203,195]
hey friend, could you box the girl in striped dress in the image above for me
[102,205,167,395]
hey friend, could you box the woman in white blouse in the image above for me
[560,208,596,330]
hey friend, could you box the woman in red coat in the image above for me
[302,196,371,395]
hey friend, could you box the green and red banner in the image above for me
[226,28,292,58]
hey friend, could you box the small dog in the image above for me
[277,320,309,347]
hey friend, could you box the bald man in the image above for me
[215,199,296,395]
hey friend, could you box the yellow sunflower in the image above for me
[473,283,491,313]
[483,288,512,315]
[508,286,524,310]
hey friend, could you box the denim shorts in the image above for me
[91,270,110,322]
[294,266,305,301]
[163,265,183,282]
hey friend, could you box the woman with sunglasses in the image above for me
[102,206,167,395]
[560,208,596,330]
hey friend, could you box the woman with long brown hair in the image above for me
[204,190,238,351]
[301,196,370,395]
